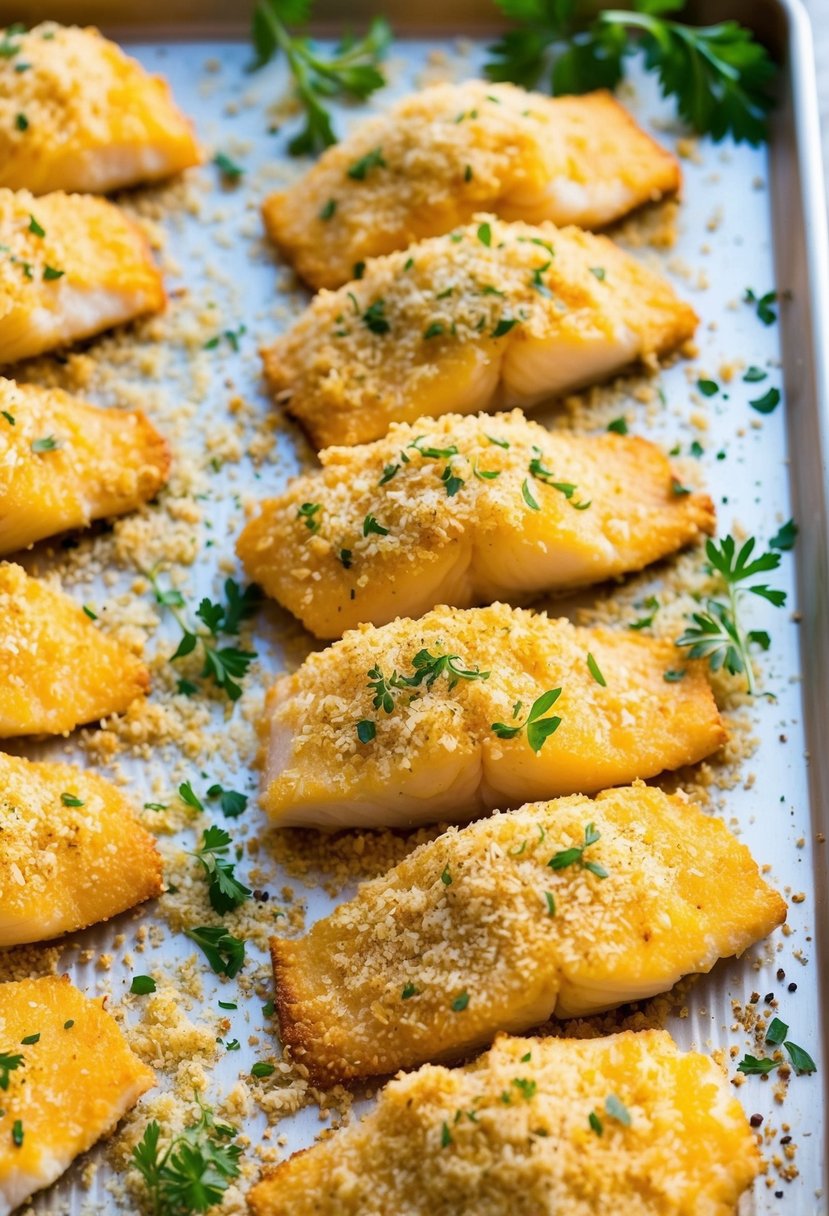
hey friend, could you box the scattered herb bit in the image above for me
[185,925,246,977]
[318,197,337,220]
[487,433,510,449]
[218,1001,237,1011]
[765,1017,788,1046]
[251,1061,276,1078]
[548,821,608,879]
[203,324,246,352]
[749,386,781,414]
[784,1041,817,1074]
[64,1020,74,1029]
[588,265,605,281]
[529,447,591,509]
[214,151,244,180]
[297,501,321,532]
[743,365,768,382]
[441,465,464,496]
[60,792,84,807]
[424,321,444,339]
[451,990,470,1012]
[130,976,157,996]
[745,287,778,325]
[347,146,386,180]
[676,534,786,694]
[224,1039,240,1051]
[31,435,59,452]
[250,2,391,155]
[464,163,473,181]
[697,378,719,396]
[0,1052,23,1091]
[27,214,44,237]
[19,1033,39,1046]
[477,221,492,246]
[440,864,453,886]
[11,1119,23,1147]
[629,596,659,631]
[131,1097,241,1215]
[191,826,252,914]
[589,1110,603,1136]
[397,649,490,690]
[15,112,28,131]
[363,513,389,537]
[262,1001,275,1017]
[605,1094,631,1126]
[512,1077,537,1100]
[492,316,518,338]
[586,652,606,687]
[0,25,23,58]
[179,781,204,812]
[544,890,556,917]
[401,982,419,999]
[440,1121,452,1148]
[356,718,376,743]
[1,410,14,425]
[42,265,64,280]
[689,440,704,458]
[522,477,540,511]
[607,416,628,435]
[82,605,97,620]
[492,687,562,754]
[353,260,365,279]
[663,668,686,682]
[671,478,692,496]
[484,0,776,143]
[362,298,390,334]
[737,1053,779,1076]
[206,784,248,819]
[769,519,797,551]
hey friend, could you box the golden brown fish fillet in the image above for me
[270,783,785,1085]
[0,976,154,1214]
[0,23,201,195]
[0,377,170,555]
[0,750,163,948]
[261,217,697,449]
[0,188,164,364]
[262,82,680,289]
[238,411,714,638]
[0,560,149,736]
[247,1030,759,1216]
[260,603,726,829]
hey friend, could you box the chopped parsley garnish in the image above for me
[132,1096,241,1213]
[765,1016,788,1046]
[356,719,376,743]
[179,781,204,812]
[744,287,778,325]
[31,435,59,452]
[671,478,692,496]
[477,221,492,246]
[145,570,261,702]
[749,386,781,414]
[191,826,252,914]
[440,1121,452,1148]
[743,365,767,382]
[19,1033,39,1046]
[251,1061,276,1078]
[487,433,510,449]
[203,324,246,352]
[27,214,45,237]
[347,146,386,180]
[362,298,390,334]
[492,316,518,338]
[663,668,686,682]
[548,822,607,879]
[604,1093,631,1126]
[606,416,627,435]
[353,260,365,279]
[207,784,248,818]
[318,197,337,221]
[676,534,786,694]
[339,547,353,568]
[214,151,244,180]
[82,605,97,620]
[522,477,540,510]
[588,266,605,281]
[586,652,606,687]
[769,519,797,551]
[11,1119,23,1147]
[60,792,84,807]
[130,976,157,995]
[690,440,704,458]
[42,265,64,280]
[441,465,464,496]
[484,1,775,144]
[184,925,246,978]
[492,687,562,754]
[423,322,444,339]
[512,1077,537,1100]
[250,4,390,155]
[697,378,719,396]
[1,410,14,425]
[297,501,321,532]
[451,990,470,1012]
[401,982,419,999]
[363,513,389,536]
[629,596,659,631]
[589,1110,603,1135]
[14,112,28,131]
[440,864,453,886]
[528,446,591,509]
[544,891,556,917]
[0,1052,23,1091]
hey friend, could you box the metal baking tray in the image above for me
[1,1,827,1212]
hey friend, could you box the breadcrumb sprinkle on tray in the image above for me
[0,31,818,1216]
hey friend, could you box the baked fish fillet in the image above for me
[262,82,680,289]
[0,188,164,364]
[0,750,163,948]
[261,603,725,829]
[0,976,154,1216]
[0,22,201,194]
[238,410,714,638]
[0,561,149,736]
[247,1029,759,1216]
[0,377,170,555]
[271,783,785,1085]
[262,217,696,449]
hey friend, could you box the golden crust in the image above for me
[247,1030,760,1216]
[0,749,163,947]
[261,217,697,449]
[269,783,785,1085]
[260,603,726,829]
[0,560,150,736]
[0,376,170,555]
[0,187,165,364]
[262,82,680,289]
[238,410,715,638]
[0,975,155,1214]
[0,22,202,194]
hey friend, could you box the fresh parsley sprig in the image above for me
[492,688,562,753]
[548,821,608,878]
[675,534,786,694]
[132,1096,242,1216]
[191,827,252,915]
[486,0,776,145]
[185,926,246,978]
[145,569,261,702]
[251,0,391,155]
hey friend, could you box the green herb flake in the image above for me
[362,298,390,334]
[356,719,376,744]
[745,288,778,325]
[214,151,244,180]
[206,784,248,819]
[477,221,492,246]
[297,501,321,533]
[491,687,562,754]
[769,519,797,551]
[42,265,64,281]
[589,1111,603,1136]
[750,386,781,414]
[588,266,606,281]
[130,976,157,996]
[31,435,59,452]
[440,864,452,886]
[347,146,386,180]
[424,321,444,339]
[743,365,767,382]
[251,1061,276,1078]
[663,668,686,683]
[697,378,719,397]
[318,197,337,221]
[586,652,606,687]
[402,982,419,999]
[363,513,390,537]
[605,1094,631,1126]
[27,214,45,237]
[20,1033,39,1046]
[607,416,628,435]
[11,1119,23,1147]
[548,822,608,879]
[14,112,28,131]
[184,925,246,978]
[440,1121,452,1148]
[60,792,84,807]
[451,990,470,1012]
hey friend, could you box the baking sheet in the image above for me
[1,2,828,1212]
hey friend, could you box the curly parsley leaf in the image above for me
[492,687,562,753]
[191,826,252,915]
[185,925,246,978]
[132,1097,242,1215]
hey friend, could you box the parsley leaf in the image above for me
[191,826,252,914]
[548,821,608,878]
[207,784,248,818]
[132,1097,242,1215]
[492,687,562,753]
[185,925,246,978]
[0,1051,24,1091]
